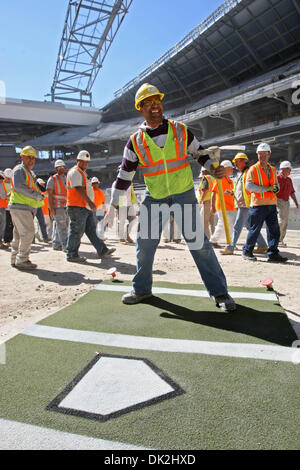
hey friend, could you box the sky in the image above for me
[0,0,224,109]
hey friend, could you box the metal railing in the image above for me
[114,0,243,98]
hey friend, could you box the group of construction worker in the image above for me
[1,82,298,314]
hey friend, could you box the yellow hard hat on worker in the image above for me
[232,152,248,163]
[135,83,164,110]
[20,146,37,158]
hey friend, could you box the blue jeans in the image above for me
[243,205,280,257]
[66,206,108,259]
[133,189,228,297]
[226,206,267,250]
[52,207,69,249]
[36,207,48,239]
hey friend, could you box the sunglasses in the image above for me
[141,97,162,107]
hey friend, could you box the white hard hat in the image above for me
[77,150,90,161]
[54,159,66,168]
[220,160,233,168]
[256,142,271,153]
[91,177,100,184]
[280,160,292,169]
[37,178,45,185]
[4,168,13,178]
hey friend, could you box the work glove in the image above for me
[194,146,221,161]
[267,185,279,193]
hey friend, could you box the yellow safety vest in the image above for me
[131,120,194,199]
[10,165,43,208]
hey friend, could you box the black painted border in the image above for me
[46,353,185,422]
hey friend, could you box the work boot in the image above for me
[214,293,236,313]
[220,247,234,255]
[119,239,128,244]
[267,253,288,263]
[210,242,222,248]
[126,235,135,244]
[253,245,268,253]
[122,290,153,305]
[15,260,37,270]
[242,252,257,261]
[67,256,87,263]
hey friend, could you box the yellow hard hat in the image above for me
[232,152,248,163]
[20,146,37,158]
[135,83,164,110]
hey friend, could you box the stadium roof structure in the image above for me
[102,0,300,122]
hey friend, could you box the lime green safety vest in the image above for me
[233,169,251,207]
[10,165,44,209]
[131,120,194,199]
[198,175,215,202]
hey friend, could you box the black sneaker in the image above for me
[242,252,257,261]
[267,254,288,263]
[214,294,236,312]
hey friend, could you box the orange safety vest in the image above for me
[0,181,9,208]
[252,163,277,202]
[66,166,87,207]
[52,174,67,208]
[93,187,106,209]
[42,194,49,215]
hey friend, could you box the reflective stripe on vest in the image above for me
[66,166,87,207]
[252,163,277,201]
[10,165,43,208]
[52,174,67,208]
[130,120,193,199]
[233,169,251,207]
[199,175,215,202]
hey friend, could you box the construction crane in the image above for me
[49,0,133,106]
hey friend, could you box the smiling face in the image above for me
[138,95,163,127]
[257,151,271,166]
[21,155,36,171]
[234,158,247,171]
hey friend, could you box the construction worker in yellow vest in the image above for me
[242,142,287,263]
[198,168,215,239]
[221,152,267,255]
[109,82,236,312]
[8,146,45,270]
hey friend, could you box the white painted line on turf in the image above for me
[22,324,297,363]
[95,284,278,301]
[0,418,150,450]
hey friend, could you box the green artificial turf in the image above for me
[0,281,299,450]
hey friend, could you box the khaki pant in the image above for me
[10,209,35,264]
[200,200,215,239]
[277,198,290,242]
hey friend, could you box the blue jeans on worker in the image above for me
[133,188,228,297]
[36,207,48,239]
[66,206,108,259]
[52,207,69,250]
[226,206,267,250]
[243,205,280,258]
